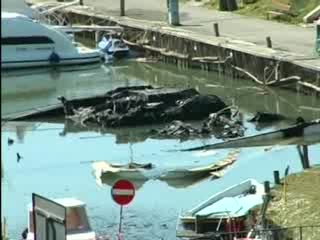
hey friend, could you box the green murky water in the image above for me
[1,61,320,239]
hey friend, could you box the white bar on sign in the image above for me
[113,189,134,196]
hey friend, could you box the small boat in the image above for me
[1,12,101,69]
[92,161,153,181]
[92,150,239,190]
[177,179,265,239]
[98,35,130,61]
[159,149,239,181]
[24,198,96,240]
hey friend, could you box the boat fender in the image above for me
[49,52,60,64]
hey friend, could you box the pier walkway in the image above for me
[85,0,318,59]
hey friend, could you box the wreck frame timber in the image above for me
[26,1,320,96]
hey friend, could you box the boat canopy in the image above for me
[195,194,263,219]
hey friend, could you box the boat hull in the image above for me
[1,55,102,70]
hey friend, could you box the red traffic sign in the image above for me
[111,179,135,206]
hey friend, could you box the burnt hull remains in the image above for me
[5,86,229,128]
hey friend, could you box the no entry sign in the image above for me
[111,179,135,206]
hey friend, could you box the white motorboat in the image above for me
[24,198,96,240]
[177,179,265,239]
[98,36,130,61]
[1,12,102,69]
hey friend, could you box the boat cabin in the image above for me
[26,198,96,240]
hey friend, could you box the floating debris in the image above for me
[150,108,245,140]
[249,112,286,123]
[16,152,23,163]
[180,118,320,151]
[7,138,14,146]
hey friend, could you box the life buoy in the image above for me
[49,52,60,64]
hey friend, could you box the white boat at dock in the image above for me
[98,36,130,61]
[1,12,102,69]
[24,198,97,240]
[177,179,265,239]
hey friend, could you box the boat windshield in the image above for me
[66,206,91,234]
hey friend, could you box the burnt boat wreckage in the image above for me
[64,87,248,140]
[7,85,295,141]
[58,85,230,128]
[9,85,246,139]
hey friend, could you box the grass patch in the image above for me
[206,0,320,24]
[266,167,320,237]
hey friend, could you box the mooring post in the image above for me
[195,215,201,233]
[264,181,270,195]
[260,181,271,229]
[79,0,83,5]
[266,36,272,48]
[273,170,280,185]
[213,23,220,37]
[95,31,100,48]
[167,0,180,26]
[302,145,310,169]
[299,226,303,240]
[120,0,125,16]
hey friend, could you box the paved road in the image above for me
[85,0,317,57]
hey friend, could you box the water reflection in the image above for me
[97,170,212,191]
[132,62,320,120]
[1,63,145,117]
[2,61,320,121]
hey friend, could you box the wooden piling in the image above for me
[302,145,310,169]
[213,23,220,37]
[120,0,125,16]
[95,31,100,48]
[79,0,83,6]
[273,170,280,185]
[264,181,270,194]
[2,217,7,240]
[266,36,272,48]
[195,215,202,233]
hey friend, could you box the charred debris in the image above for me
[9,85,287,141]
[58,85,248,139]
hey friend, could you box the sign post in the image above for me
[111,179,135,240]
